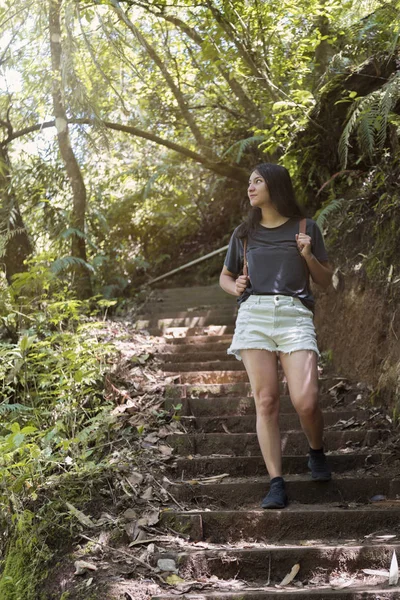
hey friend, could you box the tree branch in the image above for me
[8,118,249,182]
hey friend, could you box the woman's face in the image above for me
[248,170,271,207]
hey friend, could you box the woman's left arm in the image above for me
[296,232,333,289]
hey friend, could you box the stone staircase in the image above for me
[138,284,400,599]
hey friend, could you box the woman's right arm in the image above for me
[219,266,248,297]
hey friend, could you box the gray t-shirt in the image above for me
[224,217,328,310]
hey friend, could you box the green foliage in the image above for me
[315,198,346,230]
[339,72,400,167]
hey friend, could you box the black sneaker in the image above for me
[308,451,332,481]
[261,478,288,509]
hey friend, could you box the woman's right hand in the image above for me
[235,275,249,296]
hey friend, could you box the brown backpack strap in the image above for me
[299,217,306,235]
[242,238,248,277]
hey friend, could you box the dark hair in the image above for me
[236,163,304,239]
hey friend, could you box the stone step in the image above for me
[164,381,355,400]
[169,452,387,478]
[167,475,400,508]
[153,543,400,585]
[149,284,229,299]
[164,393,359,414]
[138,309,237,321]
[167,430,385,456]
[147,325,236,336]
[153,587,400,600]
[180,410,369,432]
[135,315,237,330]
[160,351,235,362]
[163,361,245,372]
[165,370,249,384]
[138,302,237,314]
[158,341,232,352]
[160,505,400,543]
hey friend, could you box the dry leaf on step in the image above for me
[222,423,232,434]
[140,486,153,500]
[74,560,98,575]
[278,563,300,586]
[66,502,96,528]
[389,550,399,585]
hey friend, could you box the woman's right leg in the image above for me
[240,349,281,478]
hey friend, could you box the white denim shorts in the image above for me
[227,294,320,361]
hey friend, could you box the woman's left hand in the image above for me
[295,233,312,258]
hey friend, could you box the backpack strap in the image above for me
[242,238,248,277]
[299,217,306,235]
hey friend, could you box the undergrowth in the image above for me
[0,254,171,600]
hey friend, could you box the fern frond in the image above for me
[339,98,364,168]
[315,198,345,230]
[0,403,33,414]
[50,256,95,275]
[222,136,266,163]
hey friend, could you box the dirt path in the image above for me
[139,284,400,599]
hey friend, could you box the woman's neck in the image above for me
[259,206,289,228]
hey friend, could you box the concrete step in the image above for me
[147,325,236,336]
[153,587,400,600]
[169,452,388,478]
[160,351,235,362]
[149,284,229,299]
[180,410,369,432]
[152,543,400,584]
[158,341,232,353]
[162,361,246,372]
[166,430,385,456]
[138,302,237,314]
[160,505,400,543]
[164,382,356,400]
[137,309,237,321]
[165,370,249,384]
[167,475,400,507]
[136,315,236,330]
[164,393,360,414]
[159,335,234,347]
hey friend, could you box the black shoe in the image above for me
[308,451,332,481]
[261,478,288,509]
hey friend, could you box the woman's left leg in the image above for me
[278,350,323,450]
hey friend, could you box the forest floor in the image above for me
[40,285,400,600]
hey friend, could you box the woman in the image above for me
[219,163,333,509]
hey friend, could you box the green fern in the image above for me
[315,198,345,230]
[222,135,267,163]
[50,256,95,275]
[339,72,400,167]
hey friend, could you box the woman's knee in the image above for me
[293,394,320,418]
[254,389,280,418]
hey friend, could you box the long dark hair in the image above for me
[236,163,304,239]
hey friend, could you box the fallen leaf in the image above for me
[278,563,300,586]
[74,560,98,575]
[127,472,144,486]
[222,423,232,434]
[66,502,96,528]
[159,444,173,456]
[140,486,153,500]
[166,574,185,585]
[389,550,399,585]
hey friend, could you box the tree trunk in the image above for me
[49,0,92,299]
[0,144,32,283]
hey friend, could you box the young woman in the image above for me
[219,163,333,509]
